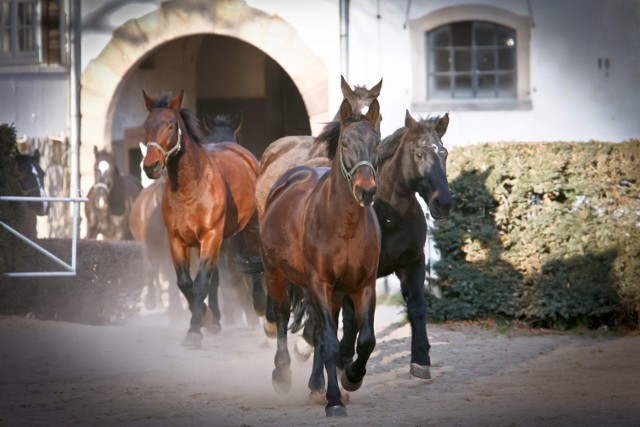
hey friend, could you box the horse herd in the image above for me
[81,76,453,417]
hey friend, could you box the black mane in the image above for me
[317,112,369,160]
[378,115,444,162]
[148,93,207,145]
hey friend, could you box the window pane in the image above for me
[498,47,515,71]
[430,26,450,47]
[432,48,451,72]
[498,73,517,96]
[453,74,473,98]
[474,22,495,46]
[454,47,471,72]
[477,48,495,72]
[451,21,472,46]
[430,74,451,97]
[17,1,35,52]
[477,73,497,97]
[1,2,10,53]
[497,26,516,47]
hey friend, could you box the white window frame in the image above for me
[410,5,532,111]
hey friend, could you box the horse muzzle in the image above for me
[143,160,163,180]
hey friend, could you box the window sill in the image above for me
[0,64,67,75]
[412,98,532,112]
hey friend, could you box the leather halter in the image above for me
[146,127,182,164]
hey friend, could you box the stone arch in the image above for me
[80,0,328,185]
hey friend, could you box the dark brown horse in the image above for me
[141,90,261,347]
[85,147,142,240]
[259,98,381,417]
[255,75,382,220]
[13,149,49,239]
[297,111,452,401]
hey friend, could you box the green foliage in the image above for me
[0,123,24,273]
[428,140,640,329]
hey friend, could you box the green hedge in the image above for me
[427,140,640,329]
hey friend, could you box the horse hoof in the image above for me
[325,405,348,417]
[272,368,292,394]
[308,389,327,405]
[293,337,313,362]
[410,363,432,379]
[181,332,202,348]
[340,370,363,392]
[263,320,277,339]
[205,323,221,335]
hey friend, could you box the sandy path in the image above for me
[1,305,638,426]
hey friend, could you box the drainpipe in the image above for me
[340,0,350,80]
[68,0,81,263]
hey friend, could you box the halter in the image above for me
[339,148,377,199]
[146,127,182,163]
[92,182,111,193]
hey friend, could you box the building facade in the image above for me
[1,0,639,237]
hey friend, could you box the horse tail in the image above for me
[288,283,308,333]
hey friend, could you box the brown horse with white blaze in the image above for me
[141,90,260,348]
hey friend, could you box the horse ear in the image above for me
[340,75,354,99]
[142,89,155,112]
[370,78,383,98]
[93,145,98,157]
[339,98,353,123]
[168,90,184,111]
[436,113,450,138]
[364,99,380,125]
[33,149,40,162]
[404,110,418,128]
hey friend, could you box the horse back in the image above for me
[256,135,315,219]
[205,142,259,237]
[260,166,326,286]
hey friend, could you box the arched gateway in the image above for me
[79,0,329,208]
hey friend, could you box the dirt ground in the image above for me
[1,303,639,427]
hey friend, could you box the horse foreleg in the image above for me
[202,264,221,334]
[193,230,224,339]
[398,258,431,379]
[338,296,357,370]
[169,239,200,347]
[341,285,376,393]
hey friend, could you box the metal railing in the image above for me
[0,194,87,277]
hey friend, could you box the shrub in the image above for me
[427,140,640,329]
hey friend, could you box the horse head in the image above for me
[15,149,49,216]
[382,111,452,219]
[203,112,241,145]
[141,89,185,179]
[340,75,383,131]
[91,146,119,211]
[335,97,381,207]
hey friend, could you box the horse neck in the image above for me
[376,147,416,213]
[107,168,128,215]
[321,157,368,220]
[166,131,206,192]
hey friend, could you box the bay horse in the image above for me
[255,75,382,220]
[141,90,261,347]
[85,147,142,240]
[130,113,263,326]
[14,149,50,239]
[259,98,381,417]
[298,111,452,401]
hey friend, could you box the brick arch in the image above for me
[80,0,328,190]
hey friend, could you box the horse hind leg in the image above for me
[398,262,432,379]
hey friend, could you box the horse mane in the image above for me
[148,93,207,145]
[316,112,369,160]
[378,115,445,161]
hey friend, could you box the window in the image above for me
[0,0,63,66]
[409,5,531,111]
[428,21,516,99]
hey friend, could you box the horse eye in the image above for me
[415,151,425,160]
